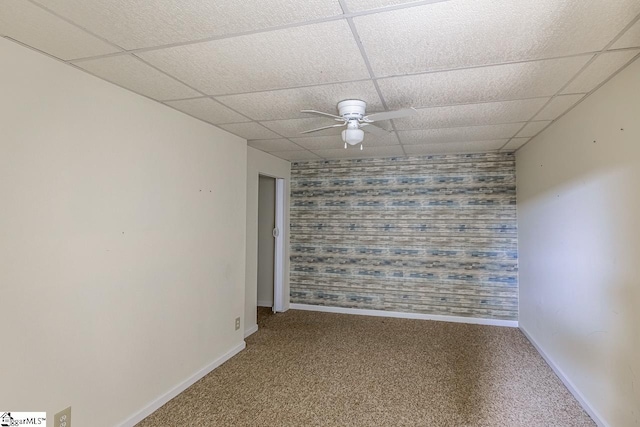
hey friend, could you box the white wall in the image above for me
[0,39,247,427]
[245,147,290,334]
[517,57,640,427]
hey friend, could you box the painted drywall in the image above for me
[517,57,640,426]
[257,175,275,307]
[290,153,518,320]
[245,147,290,334]
[0,39,247,427]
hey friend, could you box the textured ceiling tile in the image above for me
[248,139,303,152]
[216,81,383,121]
[354,0,640,76]
[394,98,548,130]
[262,116,395,138]
[533,94,584,121]
[611,19,640,49]
[261,118,343,138]
[379,56,590,109]
[73,55,201,100]
[403,140,505,155]
[32,0,343,50]
[0,0,118,60]
[139,21,370,95]
[312,145,404,160]
[516,121,551,138]
[501,138,531,151]
[291,132,399,150]
[269,150,321,161]
[398,124,522,145]
[345,0,441,12]
[562,50,640,94]
[165,98,250,124]
[218,122,281,140]
[290,135,345,150]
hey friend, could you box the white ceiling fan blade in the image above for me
[360,123,389,137]
[301,109,346,121]
[363,108,417,122]
[300,123,346,134]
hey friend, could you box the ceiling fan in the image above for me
[300,100,417,150]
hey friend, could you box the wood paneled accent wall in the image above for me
[289,152,518,320]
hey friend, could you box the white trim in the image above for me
[116,342,246,427]
[244,324,259,338]
[519,326,608,427]
[290,304,518,327]
[273,178,285,313]
[257,300,273,308]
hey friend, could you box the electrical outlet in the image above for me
[54,406,71,427]
[235,317,241,331]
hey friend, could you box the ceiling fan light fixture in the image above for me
[342,128,364,145]
[301,99,416,146]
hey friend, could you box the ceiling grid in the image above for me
[1,0,639,160]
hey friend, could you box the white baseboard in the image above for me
[244,324,259,338]
[116,341,246,427]
[290,303,518,327]
[257,300,273,308]
[519,326,608,427]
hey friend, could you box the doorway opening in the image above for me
[257,175,285,316]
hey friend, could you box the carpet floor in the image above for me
[136,309,594,426]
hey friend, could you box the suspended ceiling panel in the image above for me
[354,0,639,75]
[0,0,117,60]
[611,19,640,49]
[533,95,585,121]
[164,98,251,125]
[215,81,384,121]
[2,0,639,160]
[393,98,549,130]
[136,21,370,95]
[73,55,201,100]
[31,0,343,49]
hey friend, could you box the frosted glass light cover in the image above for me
[342,128,364,145]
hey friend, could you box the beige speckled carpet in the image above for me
[136,308,594,426]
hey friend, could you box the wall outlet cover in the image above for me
[235,317,241,330]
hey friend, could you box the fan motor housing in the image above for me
[337,99,366,121]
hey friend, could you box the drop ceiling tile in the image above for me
[216,81,383,121]
[398,124,521,145]
[312,145,404,160]
[248,139,303,152]
[501,138,531,151]
[290,135,343,150]
[218,122,281,140]
[165,98,250,125]
[354,0,640,76]
[379,56,591,109]
[139,21,370,95]
[261,117,395,138]
[403,140,505,155]
[260,118,341,138]
[345,0,441,12]
[32,0,343,50]
[394,98,548,130]
[562,50,640,94]
[291,132,399,150]
[0,0,119,60]
[270,150,322,161]
[533,95,584,121]
[611,19,640,49]
[72,55,201,100]
[516,121,551,138]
